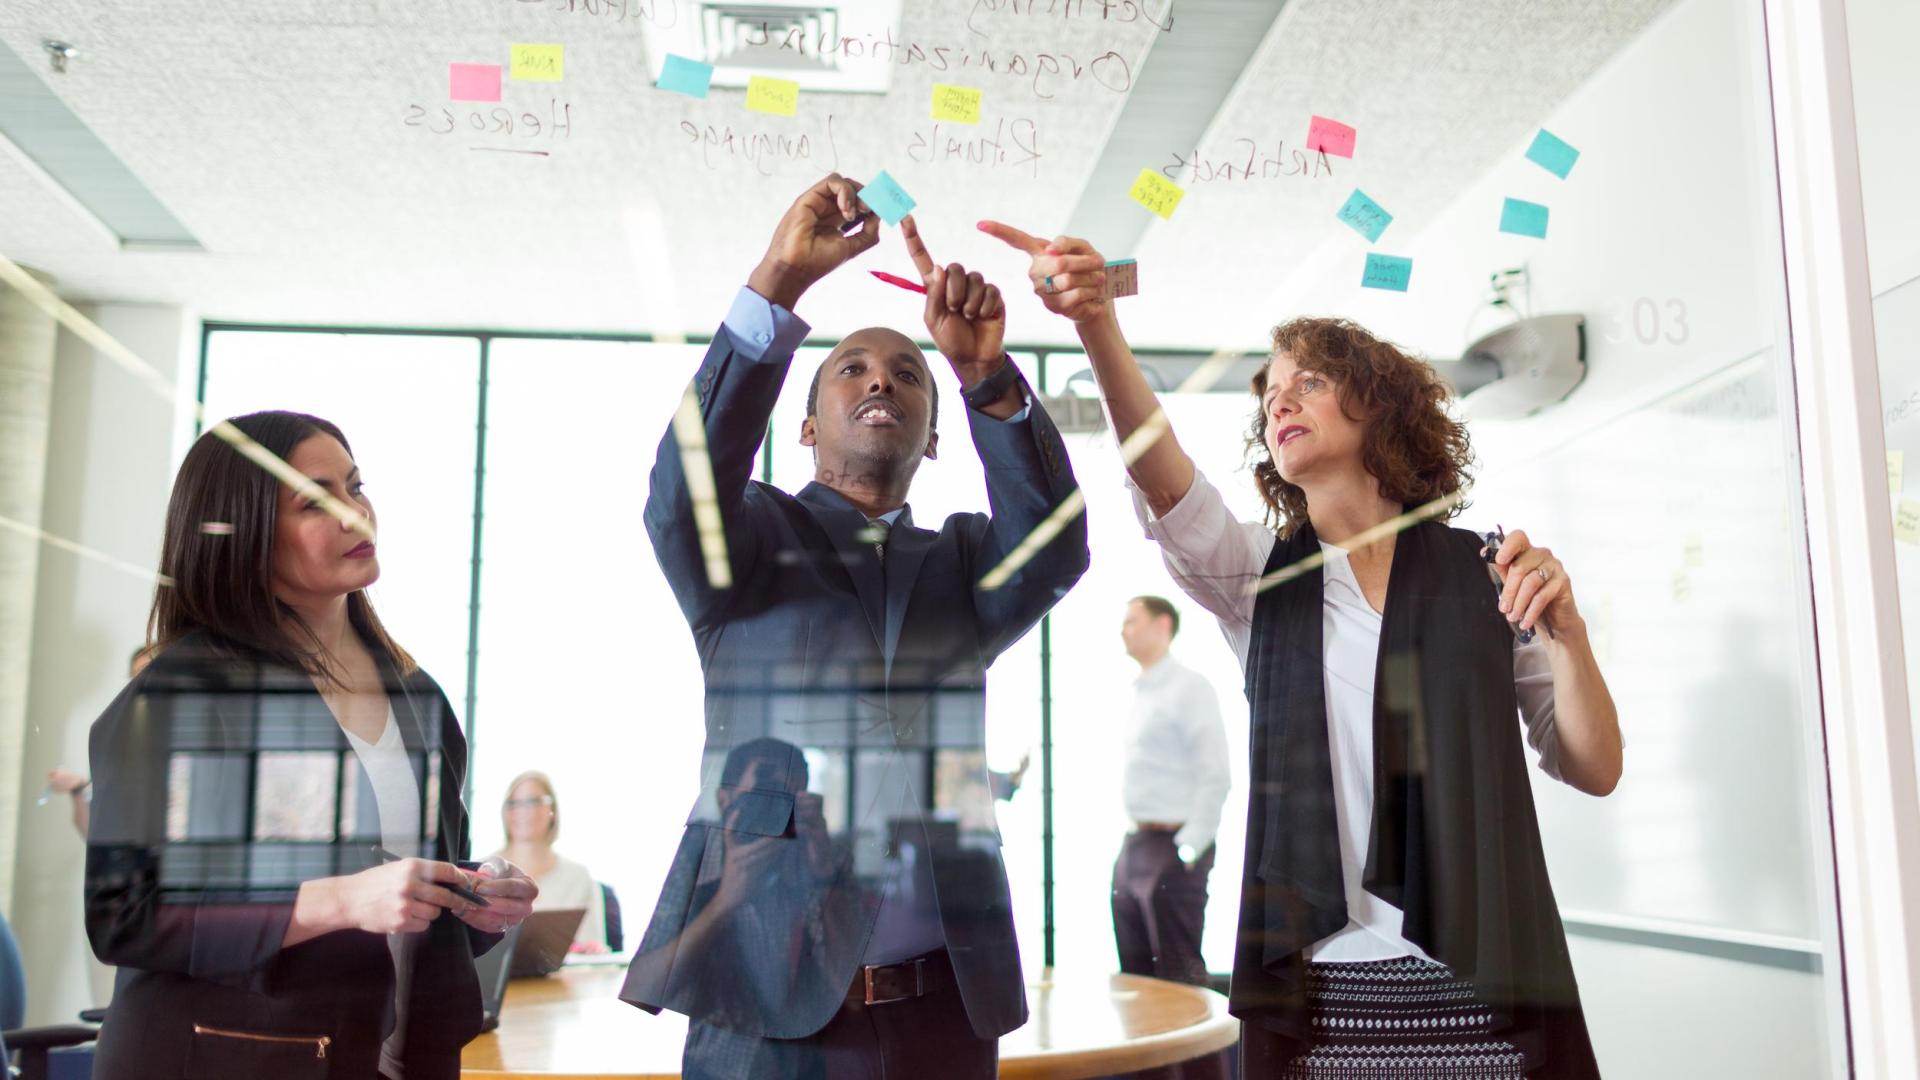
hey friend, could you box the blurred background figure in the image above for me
[988,752,1031,802]
[1111,595,1230,988]
[494,771,609,954]
[39,648,150,841]
[39,768,90,840]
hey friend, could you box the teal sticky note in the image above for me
[1499,197,1550,238]
[1336,189,1393,243]
[860,171,916,226]
[1526,129,1580,179]
[658,54,713,98]
[1360,253,1412,292]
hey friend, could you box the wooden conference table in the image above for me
[462,962,1239,1079]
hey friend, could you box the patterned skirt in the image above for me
[1271,956,1527,1079]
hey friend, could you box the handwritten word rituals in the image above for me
[1164,137,1335,184]
[405,98,573,156]
[906,118,1040,178]
[739,21,1133,99]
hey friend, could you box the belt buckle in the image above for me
[863,958,925,1006]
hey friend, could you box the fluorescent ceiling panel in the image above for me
[0,37,201,251]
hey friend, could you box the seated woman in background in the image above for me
[87,410,537,1080]
[495,771,608,953]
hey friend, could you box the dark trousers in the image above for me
[681,949,995,1080]
[1111,830,1215,987]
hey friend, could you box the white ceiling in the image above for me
[0,0,1671,349]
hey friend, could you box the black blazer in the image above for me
[85,631,502,1080]
[620,321,1088,1040]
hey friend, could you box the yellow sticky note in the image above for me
[1683,533,1704,569]
[1129,167,1186,220]
[746,76,800,117]
[1897,499,1920,545]
[931,84,982,124]
[1671,568,1691,603]
[510,44,564,82]
[1891,449,1905,494]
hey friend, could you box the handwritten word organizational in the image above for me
[738,21,1134,99]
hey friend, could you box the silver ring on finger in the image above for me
[1043,275,1057,294]
[1535,566,1551,583]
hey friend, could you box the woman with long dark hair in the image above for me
[86,410,536,1080]
[984,223,1622,1079]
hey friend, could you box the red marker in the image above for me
[870,270,928,295]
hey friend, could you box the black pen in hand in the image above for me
[1481,525,1549,644]
[374,847,491,908]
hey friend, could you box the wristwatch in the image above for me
[962,356,1021,412]
[1178,844,1199,865]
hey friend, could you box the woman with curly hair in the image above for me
[985,222,1620,1080]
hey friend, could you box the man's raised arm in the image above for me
[644,175,881,627]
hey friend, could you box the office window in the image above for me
[468,337,714,923]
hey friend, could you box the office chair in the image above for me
[0,912,98,1080]
[601,882,624,953]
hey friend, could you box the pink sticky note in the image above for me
[1306,115,1357,159]
[450,63,502,102]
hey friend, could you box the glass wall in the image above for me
[5,0,1877,1073]
[1847,0,1920,738]
[469,337,713,922]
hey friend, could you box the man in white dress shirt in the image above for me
[1111,596,1231,986]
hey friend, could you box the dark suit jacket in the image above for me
[85,631,502,1080]
[620,319,1088,1040]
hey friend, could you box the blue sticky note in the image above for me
[860,170,916,226]
[1336,189,1393,243]
[1499,197,1550,238]
[658,54,713,98]
[1360,253,1412,292]
[1525,129,1580,179]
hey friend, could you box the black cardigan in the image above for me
[1230,519,1601,1079]
[84,630,502,1080]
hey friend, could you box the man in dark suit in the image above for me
[620,174,1088,1079]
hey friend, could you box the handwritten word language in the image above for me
[1164,139,1335,184]
[906,118,1040,177]
[680,115,840,174]
[739,21,1132,98]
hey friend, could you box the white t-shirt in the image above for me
[344,706,423,1079]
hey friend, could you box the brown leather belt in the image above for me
[850,952,952,1006]
[1134,821,1182,833]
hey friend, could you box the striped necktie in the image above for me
[861,518,891,564]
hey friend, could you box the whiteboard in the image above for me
[1465,349,1828,943]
